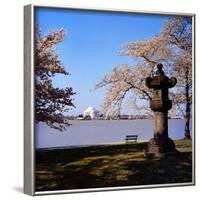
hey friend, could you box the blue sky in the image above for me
[35,8,168,115]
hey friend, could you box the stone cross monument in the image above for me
[145,63,177,158]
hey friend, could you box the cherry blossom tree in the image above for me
[35,27,75,131]
[94,64,152,117]
[161,17,192,139]
[95,16,192,139]
[95,27,174,117]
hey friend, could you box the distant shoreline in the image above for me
[66,118,184,121]
[67,118,184,121]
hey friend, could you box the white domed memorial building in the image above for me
[83,106,100,119]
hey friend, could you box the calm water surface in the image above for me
[35,119,192,149]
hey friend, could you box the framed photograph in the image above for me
[24,4,195,195]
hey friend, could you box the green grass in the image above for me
[35,139,192,191]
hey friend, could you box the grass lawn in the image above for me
[35,139,193,191]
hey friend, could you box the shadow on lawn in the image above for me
[35,142,192,191]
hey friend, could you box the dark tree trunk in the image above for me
[184,102,191,139]
[184,70,191,139]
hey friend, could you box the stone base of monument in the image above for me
[144,137,179,159]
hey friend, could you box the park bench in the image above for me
[125,135,138,143]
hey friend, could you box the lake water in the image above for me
[35,119,192,149]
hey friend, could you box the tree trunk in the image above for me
[184,102,191,139]
[184,71,191,139]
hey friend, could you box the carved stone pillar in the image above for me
[145,63,178,158]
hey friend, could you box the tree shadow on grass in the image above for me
[35,143,192,191]
[123,152,192,186]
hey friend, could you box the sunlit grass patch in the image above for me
[175,139,192,152]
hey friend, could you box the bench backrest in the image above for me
[126,135,138,138]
